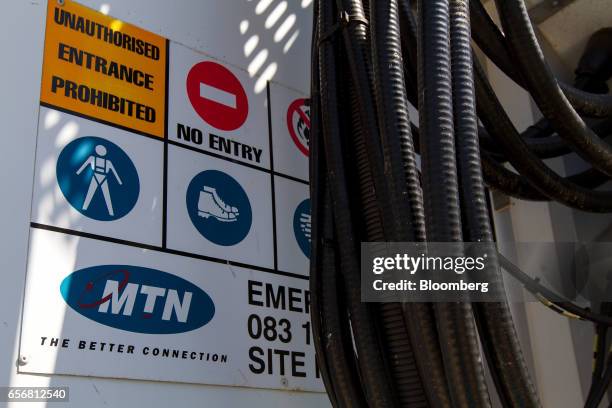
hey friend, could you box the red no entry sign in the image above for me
[186,61,248,131]
[287,98,310,156]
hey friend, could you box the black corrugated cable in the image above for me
[575,28,612,94]
[309,4,342,403]
[400,0,571,163]
[409,122,550,201]
[310,179,344,408]
[311,0,612,406]
[469,0,612,189]
[593,325,609,383]
[451,0,492,243]
[321,185,368,408]
[473,23,612,162]
[397,0,578,163]
[482,154,612,202]
[416,0,462,242]
[584,355,611,408]
[497,254,612,327]
[493,0,612,179]
[336,0,402,246]
[395,0,592,170]
[472,0,612,118]
[371,0,452,405]
[474,57,612,212]
[480,153,548,201]
[449,0,542,406]
[480,116,612,161]
[400,0,592,155]
[338,0,438,405]
[337,38,415,408]
[481,133,571,160]
[370,0,422,267]
[318,1,401,406]
[585,303,612,407]
[472,29,612,207]
[415,122,607,203]
[413,112,612,209]
[392,18,545,401]
[397,0,419,104]
[417,0,492,406]
[468,0,524,89]
[475,58,612,203]
[397,0,419,101]
[344,66,408,408]
[522,120,554,139]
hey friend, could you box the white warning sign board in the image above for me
[168,42,270,168]
[21,228,321,391]
[20,0,320,392]
[270,82,309,182]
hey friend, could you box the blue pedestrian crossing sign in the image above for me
[293,198,311,258]
[56,136,140,221]
[186,170,252,246]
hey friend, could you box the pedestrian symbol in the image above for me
[57,136,140,221]
[293,198,311,258]
[186,170,252,246]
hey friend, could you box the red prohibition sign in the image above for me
[287,98,310,156]
[186,61,249,131]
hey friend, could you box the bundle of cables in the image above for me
[309,0,612,407]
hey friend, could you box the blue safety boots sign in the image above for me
[186,170,252,246]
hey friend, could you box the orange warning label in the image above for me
[40,0,167,138]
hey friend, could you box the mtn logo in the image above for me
[60,265,215,334]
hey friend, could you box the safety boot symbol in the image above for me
[197,185,239,222]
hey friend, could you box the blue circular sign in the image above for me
[293,198,311,258]
[57,136,139,221]
[186,170,252,246]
